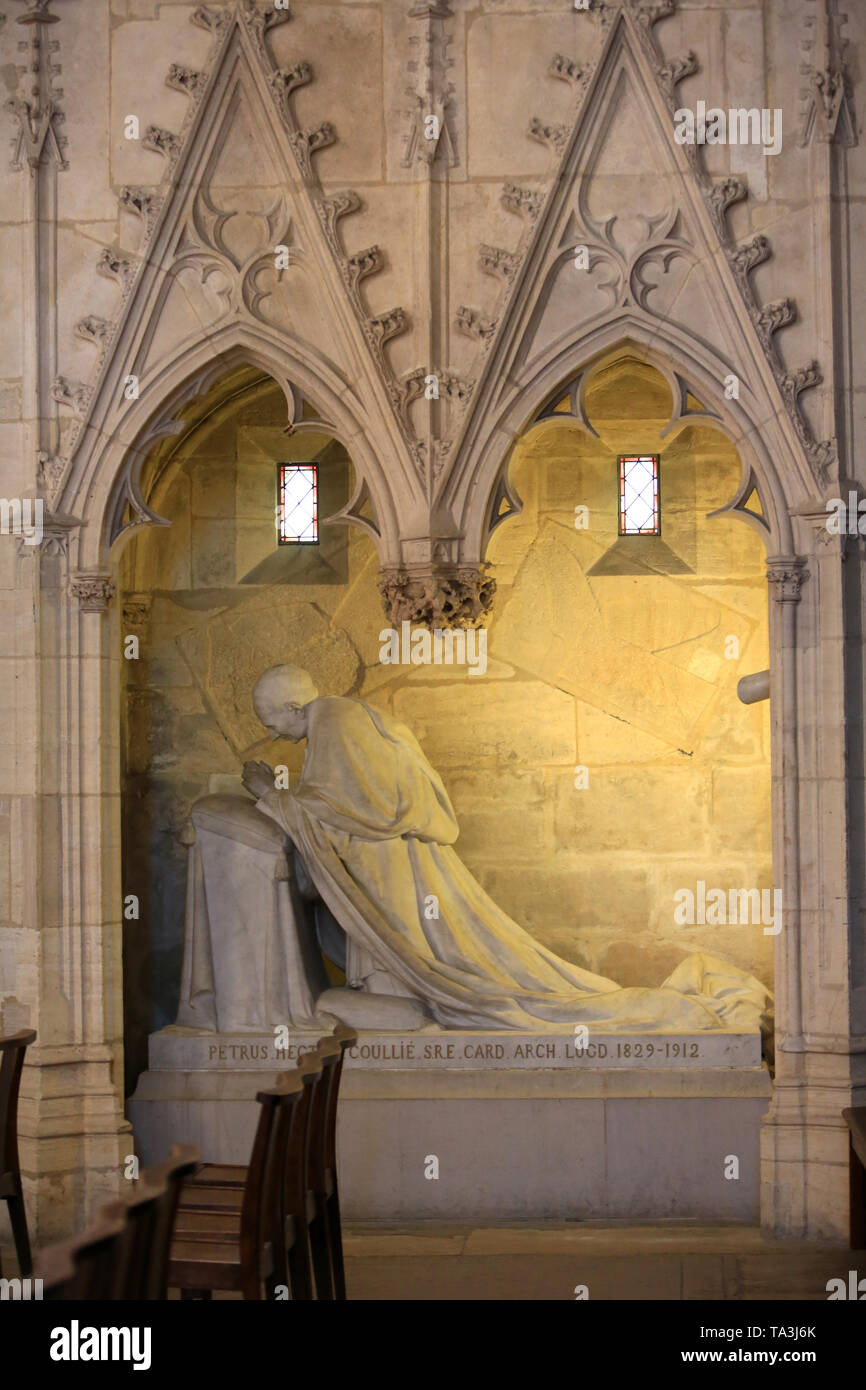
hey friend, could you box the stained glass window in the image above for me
[277,463,318,544]
[618,455,660,535]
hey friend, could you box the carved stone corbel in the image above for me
[378,562,496,630]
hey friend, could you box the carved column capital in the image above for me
[766,557,808,603]
[69,573,115,612]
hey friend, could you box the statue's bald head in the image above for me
[253,665,318,743]
[254,664,318,709]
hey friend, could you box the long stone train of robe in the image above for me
[255,695,773,1037]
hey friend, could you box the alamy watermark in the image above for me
[0,497,43,546]
[0,1276,43,1299]
[674,102,782,156]
[674,880,782,935]
[825,493,866,536]
[379,620,487,676]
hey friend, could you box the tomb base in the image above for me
[128,1026,771,1222]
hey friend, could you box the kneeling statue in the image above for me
[175,664,772,1039]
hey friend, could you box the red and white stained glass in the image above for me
[618,455,660,535]
[278,463,318,544]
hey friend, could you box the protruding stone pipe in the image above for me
[737,669,770,704]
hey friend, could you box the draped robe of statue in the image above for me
[249,695,772,1036]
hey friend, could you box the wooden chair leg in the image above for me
[327,1190,347,1300]
[287,1230,314,1300]
[309,1208,333,1300]
[850,1134,866,1250]
[7,1187,33,1277]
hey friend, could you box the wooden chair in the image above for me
[38,1201,129,1300]
[0,1028,37,1277]
[306,1026,356,1300]
[120,1145,200,1298]
[843,1107,866,1249]
[323,1024,356,1300]
[36,1144,200,1300]
[301,1039,342,1299]
[178,1055,323,1300]
[170,1073,303,1299]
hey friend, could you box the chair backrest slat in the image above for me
[130,1145,200,1299]
[0,1030,36,1177]
[240,1076,302,1299]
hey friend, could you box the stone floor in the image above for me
[5,1221,858,1301]
[342,1223,862,1300]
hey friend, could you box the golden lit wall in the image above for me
[120,359,771,1079]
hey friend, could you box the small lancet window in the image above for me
[277,463,318,544]
[618,455,660,535]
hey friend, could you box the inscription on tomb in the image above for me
[156,1028,762,1072]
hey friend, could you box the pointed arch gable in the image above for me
[70,323,400,571]
[54,3,415,571]
[452,324,795,561]
[444,6,828,548]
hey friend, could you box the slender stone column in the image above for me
[761,527,866,1239]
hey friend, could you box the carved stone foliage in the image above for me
[69,574,116,612]
[479,245,519,282]
[501,184,544,223]
[75,315,110,347]
[527,117,570,156]
[143,125,181,164]
[378,564,496,630]
[549,55,585,87]
[706,177,747,244]
[52,376,91,417]
[766,558,808,603]
[97,248,136,298]
[456,307,497,342]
